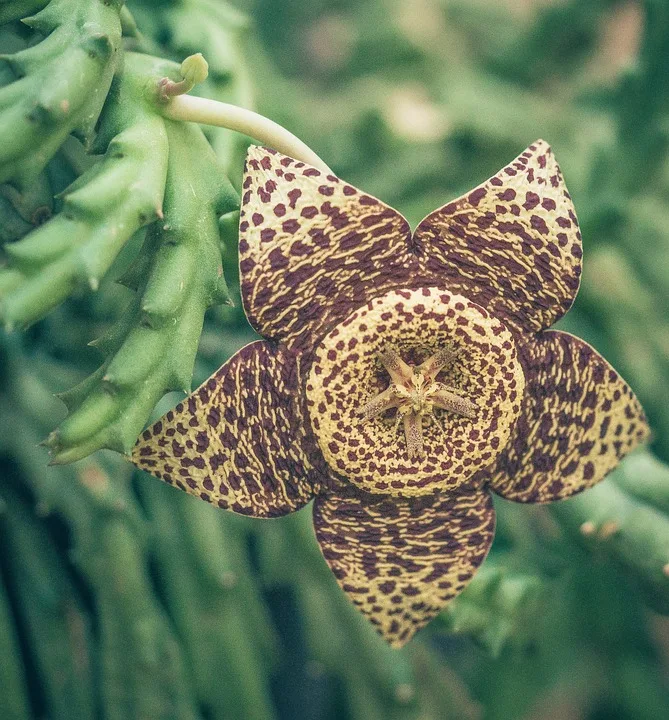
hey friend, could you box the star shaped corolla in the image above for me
[132,141,650,647]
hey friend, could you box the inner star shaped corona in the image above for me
[360,346,477,459]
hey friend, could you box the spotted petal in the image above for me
[132,341,326,517]
[313,484,495,647]
[486,331,650,503]
[413,140,582,334]
[239,146,416,352]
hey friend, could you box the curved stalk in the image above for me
[161,94,332,173]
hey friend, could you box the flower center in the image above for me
[306,287,525,497]
[361,347,476,459]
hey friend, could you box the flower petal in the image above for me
[313,484,495,647]
[239,146,415,352]
[412,140,582,334]
[487,330,650,503]
[132,341,326,517]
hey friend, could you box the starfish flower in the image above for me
[132,140,649,647]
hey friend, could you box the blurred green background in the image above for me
[1,0,669,718]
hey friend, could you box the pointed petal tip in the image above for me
[313,488,495,647]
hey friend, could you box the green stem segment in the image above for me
[549,451,669,614]
[0,0,123,188]
[47,54,238,464]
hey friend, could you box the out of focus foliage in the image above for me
[1,1,668,719]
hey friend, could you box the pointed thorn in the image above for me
[403,412,424,459]
[43,431,59,449]
[432,388,477,419]
[419,345,458,381]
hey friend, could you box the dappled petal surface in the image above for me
[313,483,495,647]
[413,140,582,334]
[239,146,416,352]
[306,287,524,496]
[486,331,650,503]
[132,341,326,517]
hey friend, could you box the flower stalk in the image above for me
[157,54,332,173]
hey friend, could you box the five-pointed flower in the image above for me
[132,140,649,647]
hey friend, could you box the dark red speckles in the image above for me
[523,192,540,210]
[530,215,549,234]
[287,188,302,209]
[468,188,487,205]
[282,219,300,234]
[268,248,289,269]
[318,185,334,196]
[274,203,286,217]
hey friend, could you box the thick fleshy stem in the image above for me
[0,0,124,188]
[157,54,332,173]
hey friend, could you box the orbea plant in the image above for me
[0,0,651,648]
[133,143,649,645]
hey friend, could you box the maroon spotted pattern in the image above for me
[132,341,327,517]
[306,288,524,496]
[314,483,495,646]
[482,331,650,502]
[239,145,415,353]
[412,140,582,334]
